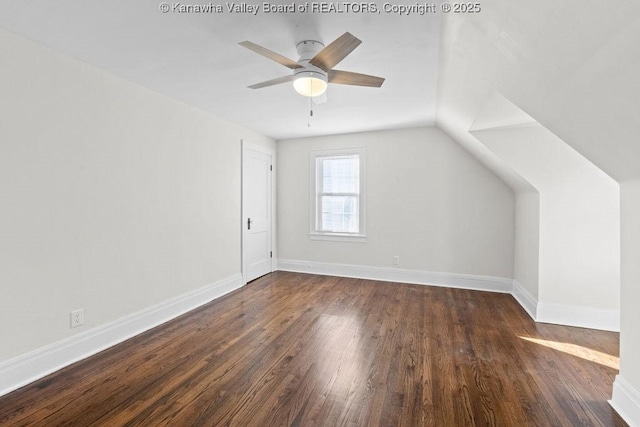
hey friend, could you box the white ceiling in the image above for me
[0,1,441,140]
[436,0,640,183]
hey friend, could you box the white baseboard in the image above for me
[536,301,620,332]
[278,259,620,332]
[0,263,623,399]
[511,279,538,320]
[0,274,243,398]
[277,259,513,293]
[610,375,640,427]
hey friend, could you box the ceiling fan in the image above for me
[239,32,385,98]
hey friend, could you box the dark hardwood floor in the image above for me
[0,272,626,426]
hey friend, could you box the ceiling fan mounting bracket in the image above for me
[296,40,325,61]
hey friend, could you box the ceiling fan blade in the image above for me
[239,41,303,70]
[328,70,385,87]
[309,32,362,71]
[248,75,294,89]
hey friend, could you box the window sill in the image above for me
[309,233,367,243]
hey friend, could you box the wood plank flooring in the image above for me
[0,272,627,426]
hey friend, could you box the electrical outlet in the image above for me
[392,256,400,265]
[70,309,84,328]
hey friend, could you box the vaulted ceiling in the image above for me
[436,0,640,184]
[1,0,638,185]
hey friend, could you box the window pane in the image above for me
[312,150,364,237]
[322,156,359,194]
[320,195,359,232]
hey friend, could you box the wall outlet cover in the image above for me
[71,309,84,328]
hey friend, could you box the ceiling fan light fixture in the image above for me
[293,71,328,97]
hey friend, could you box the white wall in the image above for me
[277,127,515,279]
[612,179,640,421]
[437,2,637,421]
[437,1,622,331]
[514,191,539,303]
[0,29,274,364]
[472,124,620,328]
[620,182,640,369]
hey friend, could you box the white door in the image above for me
[242,142,273,283]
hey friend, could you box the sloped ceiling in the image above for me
[2,1,637,186]
[437,0,640,183]
[0,1,440,140]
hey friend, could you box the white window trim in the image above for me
[309,147,366,242]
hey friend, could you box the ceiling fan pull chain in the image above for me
[308,95,312,127]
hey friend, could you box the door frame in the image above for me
[241,139,276,285]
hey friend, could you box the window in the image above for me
[310,148,366,241]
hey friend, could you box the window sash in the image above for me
[316,155,360,234]
[310,148,366,240]
[317,193,360,233]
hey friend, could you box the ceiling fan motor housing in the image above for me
[295,40,327,78]
[296,40,324,60]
